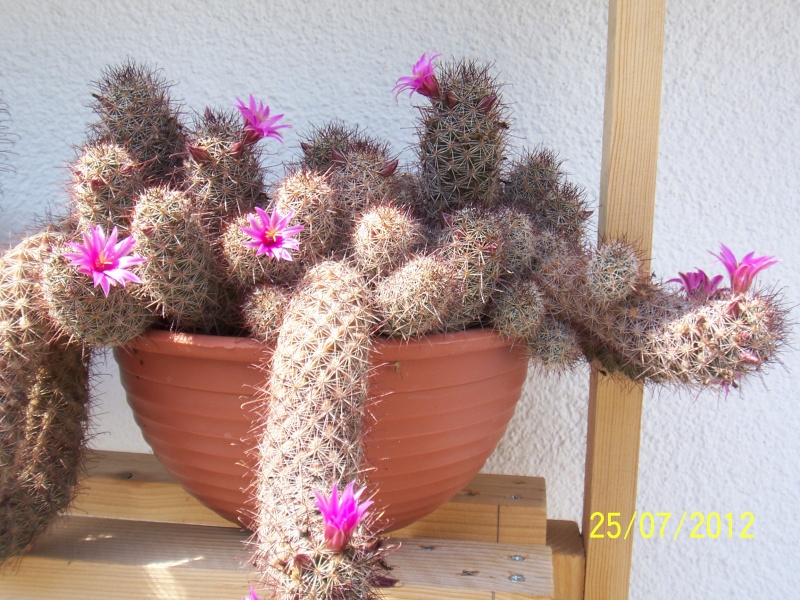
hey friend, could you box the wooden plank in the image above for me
[547,520,585,600]
[392,502,500,542]
[3,516,554,599]
[395,473,547,545]
[584,1,666,599]
[598,0,666,253]
[72,451,235,527]
[391,537,553,598]
[76,451,547,545]
[498,505,547,546]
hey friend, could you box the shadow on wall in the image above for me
[0,92,14,199]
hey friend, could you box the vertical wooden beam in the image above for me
[582,1,666,600]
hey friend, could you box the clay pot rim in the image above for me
[119,326,514,362]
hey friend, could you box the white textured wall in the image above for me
[2,1,798,598]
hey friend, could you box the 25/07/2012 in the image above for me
[588,511,755,540]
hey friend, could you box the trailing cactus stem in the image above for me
[254,261,389,599]
[1,341,91,562]
[534,238,788,387]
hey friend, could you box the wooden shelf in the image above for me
[3,451,584,599]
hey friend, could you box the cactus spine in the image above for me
[42,243,155,347]
[0,342,91,561]
[90,61,186,181]
[253,261,389,599]
[70,142,144,235]
[131,186,230,333]
[504,148,592,246]
[1,232,91,561]
[352,204,426,279]
[242,284,290,341]
[185,108,265,224]
[417,59,509,217]
[374,253,461,339]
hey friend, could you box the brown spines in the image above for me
[373,253,462,339]
[70,142,144,235]
[438,207,507,329]
[0,233,91,561]
[328,145,397,223]
[494,206,537,279]
[89,60,186,181]
[185,108,266,223]
[490,279,546,344]
[352,203,426,279]
[0,341,90,562]
[417,59,509,217]
[645,291,789,388]
[131,186,230,333]
[300,121,389,173]
[253,261,387,598]
[42,243,155,347]
[242,284,290,341]
[505,148,592,246]
[273,169,342,264]
[0,230,64,383]
[586,240,642,306]
[528,316,583,370]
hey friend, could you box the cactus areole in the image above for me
[0,55,790,600]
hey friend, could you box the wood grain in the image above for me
[583,1,666,599]
[4,517,554,599]
[547,520,585,600]
[5,451,559,599]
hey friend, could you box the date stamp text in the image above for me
[589,511,755,540]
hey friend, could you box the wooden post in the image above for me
[582,1,666,599]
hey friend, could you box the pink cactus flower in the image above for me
[712,372,743,397]
[242,588,260,600]
[63,226,146,297]
[240,206,303,261]
[393,51,441,99]
[235,94,291,144]
[710,243,779,295]
[314,481,373,552]
[667,269,724,300]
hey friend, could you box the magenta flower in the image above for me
[393,51,441,99]
[235,94,291,144]
[314,481,373,552]
[242,588,260,600]
[240,207,303,261]
[710,243,779,295]
[667,269,724,300]
[63,226,146,297]
[712,372,743,397]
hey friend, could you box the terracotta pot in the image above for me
[114,328,528,532]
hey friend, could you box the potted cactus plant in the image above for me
[0,52,789,599]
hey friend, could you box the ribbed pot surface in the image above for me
[115,328,528,532]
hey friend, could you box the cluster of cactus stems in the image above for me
[0,54,790,598]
